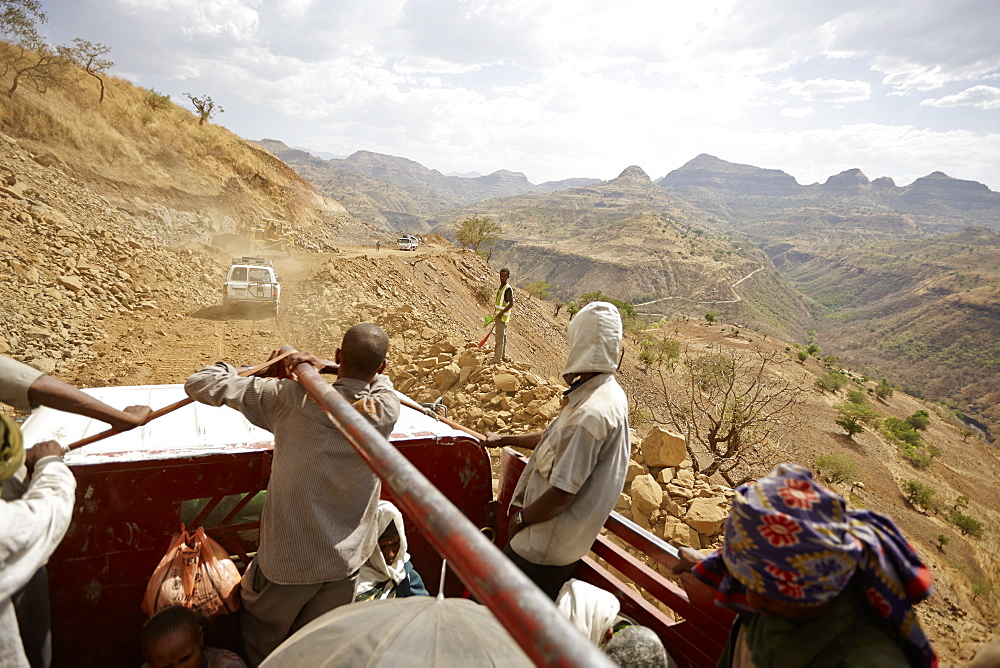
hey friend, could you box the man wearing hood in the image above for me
[486,301,630,598]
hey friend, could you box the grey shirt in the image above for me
[184,363,401,585]
[510,373,630,566]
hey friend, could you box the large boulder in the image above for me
[494,373,519,393]
[684,498,730,535]
[630,474,663,516]
[641,427,687,467]
[663,516,702,548]
[625,459,645,484]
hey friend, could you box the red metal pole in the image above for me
[292,361,613,668]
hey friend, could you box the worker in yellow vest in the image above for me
[493,268,514,364]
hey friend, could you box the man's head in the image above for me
[499,268,510,285]
[141,606,205,668]
[603,625,668,668]
[561,301,622,384]
[378,521,401,565]
[336,323,390,381]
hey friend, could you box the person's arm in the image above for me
[484,431,544,450]
[509,485,576,539]
[0,441,76,599]
[351,374,401,437]
[184,362,279,432]
[27,375,151,431]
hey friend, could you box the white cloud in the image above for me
[780,78,871,103]
[920,85,1000,110]
[781,107,815,118]
[34,0,1000,191]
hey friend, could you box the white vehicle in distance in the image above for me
[397,235,420,251]
[222,257,281,316]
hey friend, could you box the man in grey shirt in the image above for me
[184,324,400,666]
[485,302,630,598]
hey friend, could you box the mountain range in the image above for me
[259,142,999,441]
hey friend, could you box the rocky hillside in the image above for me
[773,227,1000,439]
[426,166,812,340]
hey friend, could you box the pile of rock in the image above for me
[619,427,733,552]
[391,341,563,434]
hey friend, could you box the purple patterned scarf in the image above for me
[693,463,936,667]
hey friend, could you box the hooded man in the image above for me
[485,301,630,598]
[672,463,935,668]
[354,500,428,602]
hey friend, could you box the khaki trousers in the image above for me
[493,319,507,364]
[240,559,358,666]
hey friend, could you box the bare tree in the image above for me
[60,38,113,102]
[642,343,804,486]
[184,92,224,125]
[4,43,68,96]
[0,0,68,97]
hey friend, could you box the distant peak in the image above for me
[823,168,870,189]
[613,165,652,182]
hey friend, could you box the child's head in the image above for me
[142,605,205,668]
[378,520,401,565]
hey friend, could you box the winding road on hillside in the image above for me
[633,264,765,311]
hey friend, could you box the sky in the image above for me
[35,0,1000,190]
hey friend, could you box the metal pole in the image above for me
[293,362,613,668]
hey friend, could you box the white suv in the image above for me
[222,257,281,316]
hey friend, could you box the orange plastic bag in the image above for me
[141,525,241,618]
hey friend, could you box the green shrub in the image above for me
[936,534,950,550]
[906,410,931,431]
[814,453,860,484]
[816,371,849,393]
[950,513,984,539]
[144,88,171,110]
[882,417,923,448]
[822,354,839,366]
[797,350,809,362]
[806,343,821,356]
[901,447,934,469]
[873,378,894,400]
[835,418,864,437]
[704,310,718,323]
[901,479,936,508]
[846,389,868,404]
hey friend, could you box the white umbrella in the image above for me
[261,596,533,667]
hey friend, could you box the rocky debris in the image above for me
[620,427,735,553]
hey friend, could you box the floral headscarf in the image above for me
[693,463,935,667]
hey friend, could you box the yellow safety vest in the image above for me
[494,284,513,323]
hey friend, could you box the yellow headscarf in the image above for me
[0,414,25,483]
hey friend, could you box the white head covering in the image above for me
[555,578,621,645]
[356,501,409,599]
[562,302,623,382]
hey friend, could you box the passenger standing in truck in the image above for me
[485,302,629,599]
[1,355,150,668]
[184,325,400,667]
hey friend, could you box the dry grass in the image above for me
[0,42,308,221]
